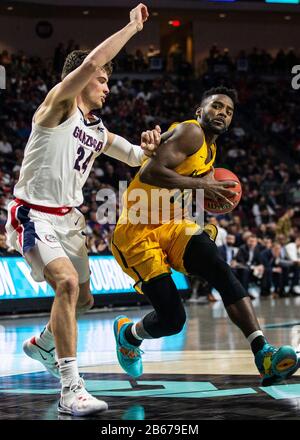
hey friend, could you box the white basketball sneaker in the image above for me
[58,377,108,416]
[23,336,60,379]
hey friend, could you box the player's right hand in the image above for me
[141,125,161,157]
[130,3,149,32]
[196,170,240,207]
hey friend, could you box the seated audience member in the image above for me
[285,236,300,295]
[235,235,264,296]
[261,242,294,297]
[218,234,239,268]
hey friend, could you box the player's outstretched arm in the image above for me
[103,127,160,167]
[50,4,149,106]
[139,123,238,204]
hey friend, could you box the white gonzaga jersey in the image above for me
[14,108,108,207]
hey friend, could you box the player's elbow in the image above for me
[82,58,99,74]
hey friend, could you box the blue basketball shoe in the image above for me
[255,343,298,386]
[113,315,143,378]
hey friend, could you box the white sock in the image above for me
[35,326,55,351]
[247,330,264,344]
[58,357,80,390]
[131,323,143,341]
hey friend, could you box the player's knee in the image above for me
[161,310,186,336]
[183,232,219,275]
[56,273,79,299]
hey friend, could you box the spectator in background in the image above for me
[0,135,13,155]
[0,233,10,256]
[218,234,239,268]
[290,181,300,206]
[134,49,146,72]
[236,50,249,73]
[252,196,275,227]
[168,43,184,73]
[87,235,109,255]
[0,204,8,230]
[227,221,244,247]
[235,235,264,296]
[146,45,160,61]
[261,242,293,297]
[103,162,120,189]
[276,233,289,254]
[241,230,253,245]
[261,237,273,252]
[276,208,294,240]
[285,236,300,295]
[36,77,48,94]
[232,122,246,140]
[147,45,163,71]
[0,50,12,67]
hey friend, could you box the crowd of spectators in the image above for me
[214,212,300,298]
[52,43,300,77]
[0,45,299,298]
[205,45,300,76]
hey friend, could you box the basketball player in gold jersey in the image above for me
[112,86,299,386]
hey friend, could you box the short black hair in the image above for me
[61,50,113,80]
[200,86,238,106]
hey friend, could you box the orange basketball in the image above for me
[204,168,242,214]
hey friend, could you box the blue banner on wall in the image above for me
[0,256,189,300]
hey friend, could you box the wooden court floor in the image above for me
[1,297,300,420]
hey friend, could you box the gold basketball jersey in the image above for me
[118,119,217,225]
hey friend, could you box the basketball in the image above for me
[204,168,242,214]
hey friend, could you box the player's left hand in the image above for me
[141,125,161,157]
[130,3,149,32]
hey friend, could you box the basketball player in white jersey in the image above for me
[5,3,161,416]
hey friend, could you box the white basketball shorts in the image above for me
[5,199,90,284]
